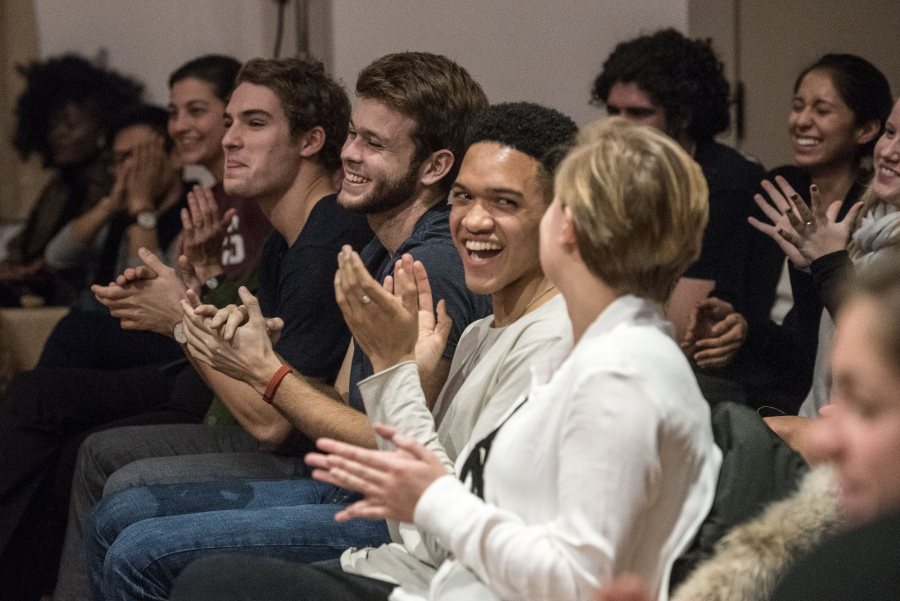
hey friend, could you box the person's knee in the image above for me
[89,488,156,554]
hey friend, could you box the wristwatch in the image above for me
[135,211,157,230]
[173,322,187,344]
[204,275,223,290]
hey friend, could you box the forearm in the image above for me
[269,374,376,448]
[184,351,294,445]
[358,361,451,466]
[810,250,853,318]
[45,221,104,269]
[126,224,160,261]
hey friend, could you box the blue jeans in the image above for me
[87,478,390,601]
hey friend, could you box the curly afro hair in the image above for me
[591,29,730,143]
[13,54,143,166]
[465,102,578,197]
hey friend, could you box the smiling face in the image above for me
[788,69,871,171]
[47,102,102,167]
[338,98,422,214]
[873,100,900,206]
[450,142,547,303]
[168,77,227,175]
[221,82,303,202]
[812,297,900,524]
[605,81,669,133]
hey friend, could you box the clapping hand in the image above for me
[748,176,862,267]
[333,247,451,377]
[180,185,233,282]
[180,286,282,386]
[306,423,449,523]
[681,297,747,368]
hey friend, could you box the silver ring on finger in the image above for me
[361,294,372,305]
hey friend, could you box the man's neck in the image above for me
[259,164,336,245]
[367,190,445,255]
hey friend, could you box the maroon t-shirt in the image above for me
[212,184,271,281]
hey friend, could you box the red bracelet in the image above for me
[262,364,292,404]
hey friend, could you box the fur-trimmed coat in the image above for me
[673,466,842,601]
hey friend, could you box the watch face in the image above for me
[205,276,220,290]
[136,211,157,229]
[173,322,187,343]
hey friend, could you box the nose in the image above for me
[169,111,189,136]
[340,135,361,164]
[794,106,814,128]
[462,200,493,232]
[222,122,240,150]
[806,404,845,465]
[879,134,900,161]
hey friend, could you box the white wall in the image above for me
[33,0,687,126]
[34,0,277,103]
[327,0,688,126]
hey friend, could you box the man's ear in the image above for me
[299,126,326,158]
[855,119,881,147]
[418,149,455,186]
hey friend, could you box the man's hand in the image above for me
[681,297,747,368]
[180,286,282,391]
[92,248,186,336]
[180,185,233,282]
[333,247,451,377]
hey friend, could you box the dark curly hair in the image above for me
[795,54,892,159]
[13,54,143,166]
[465,102,578,200]
[169,54,241,102]
[591,29,730,143]
[236,58,349,172]
[108,104,173,151]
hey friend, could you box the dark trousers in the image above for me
[0,363,212,601]
[171,557,396,601]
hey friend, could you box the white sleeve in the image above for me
[414,372,663,601]
[357,361,452,467]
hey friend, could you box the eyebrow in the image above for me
[453,182,525,198]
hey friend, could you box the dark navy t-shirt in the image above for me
[347,203,491,410]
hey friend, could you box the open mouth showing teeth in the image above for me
[879,166,899,178]
[795,137,821,147]
[465,240,502,261]
[345,173,369,184]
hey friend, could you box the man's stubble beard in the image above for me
[339,159,422,215]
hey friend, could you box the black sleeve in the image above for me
[810,250,853,319]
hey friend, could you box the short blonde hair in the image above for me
[555,117,708,303]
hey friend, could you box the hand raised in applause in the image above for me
[180,185,234,282]
[681,297,747,368]
[306,423,449,524]
[92,248,190,335]
[124,135,170,215]
[180,286,282,391]
[748,175,862,267]
[334,246,452,378]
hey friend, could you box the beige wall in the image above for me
[0,0,47,222]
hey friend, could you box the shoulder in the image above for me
[696,140,766,193]
[301,194,373,250]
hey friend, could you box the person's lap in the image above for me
[90,478,390,601]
